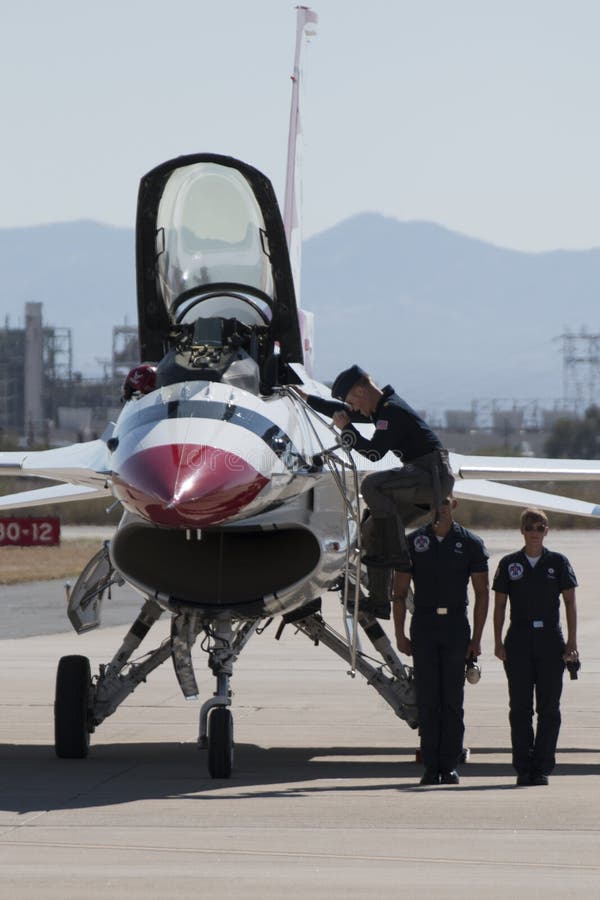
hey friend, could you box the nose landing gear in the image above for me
[207,706,234,778]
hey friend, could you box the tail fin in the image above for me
[283,5,318,375]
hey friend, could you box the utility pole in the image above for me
[558,329,600,415]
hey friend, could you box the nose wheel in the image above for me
[207,706,234,778]
[54,655,93,758]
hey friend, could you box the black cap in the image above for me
[331,364,367,401]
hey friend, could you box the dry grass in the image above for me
[0,539,102,585]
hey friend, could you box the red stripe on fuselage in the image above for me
[112,444,268,527]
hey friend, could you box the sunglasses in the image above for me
[523,524,547,533]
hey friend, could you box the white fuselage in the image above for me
[107,376,360,618]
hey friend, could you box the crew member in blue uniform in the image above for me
[493,507,578,786]
[393,499,489,785]
[295,365,454,616]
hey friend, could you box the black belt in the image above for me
[414,605,467,616]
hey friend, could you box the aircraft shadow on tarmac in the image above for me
[1,743,598,813]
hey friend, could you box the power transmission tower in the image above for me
[558,329,600,416]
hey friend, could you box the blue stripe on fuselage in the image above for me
[117,399,308,466]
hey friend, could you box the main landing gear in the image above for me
[277,601,419,731]
[54,655,93,758]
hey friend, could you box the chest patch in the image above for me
[414,535,430,553]
[454,541,464,554]
[375,419,389,430]
[546,567,556,579]
[508,562,524,580]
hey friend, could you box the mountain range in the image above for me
[1,214,599,414]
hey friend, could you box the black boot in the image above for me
[362,516,411,571]
[365,566,392,618]
[383,516,412,571]
[360,515,383,564]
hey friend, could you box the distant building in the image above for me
[0,319,25,434]
[0,303,138,444]
[445,410,476,432]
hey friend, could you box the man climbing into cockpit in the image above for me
[296,365,454,618]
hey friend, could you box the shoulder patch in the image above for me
[508,562,524,580]
[414,534,430,552]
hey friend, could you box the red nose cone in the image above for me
[113,444,268,526]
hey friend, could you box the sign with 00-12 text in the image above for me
[0,517,60,546]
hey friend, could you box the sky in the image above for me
[2,0,600,252]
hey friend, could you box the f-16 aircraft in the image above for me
[1,7,599,778]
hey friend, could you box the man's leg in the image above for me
[358,514,392,616]
[361,467,432,570]
[364,566,392,618]
[411,615,442,779]
[438,616,470,776]
[361,466,433,520]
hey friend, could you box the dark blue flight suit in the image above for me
[408,523,489,774]
[492,549,577,777]
[305,386,454,565]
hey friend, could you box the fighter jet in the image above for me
[1,7,599,778]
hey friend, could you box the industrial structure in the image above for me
[0,303,138,446]
[0,304,593,452]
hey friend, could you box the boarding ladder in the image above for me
[283,389,418,728]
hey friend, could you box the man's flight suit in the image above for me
[306,385,454,570]
[407,521,489,775]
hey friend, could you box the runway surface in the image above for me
[1,529,599,898]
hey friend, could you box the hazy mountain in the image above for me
[302,214,600,410]
[1,215,598,411]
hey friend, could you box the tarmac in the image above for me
[0,528,599,898]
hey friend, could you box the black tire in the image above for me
[207,706,233,778]
[54,655,92,759]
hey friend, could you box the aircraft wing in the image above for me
[0,439,111,486]
[451,452,600,482]
[0,482,110,510]
[0,440,112,511]
[453,478,600,518]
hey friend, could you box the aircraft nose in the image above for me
[113,444,268,527]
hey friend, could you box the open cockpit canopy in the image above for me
[135,154,303,372]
